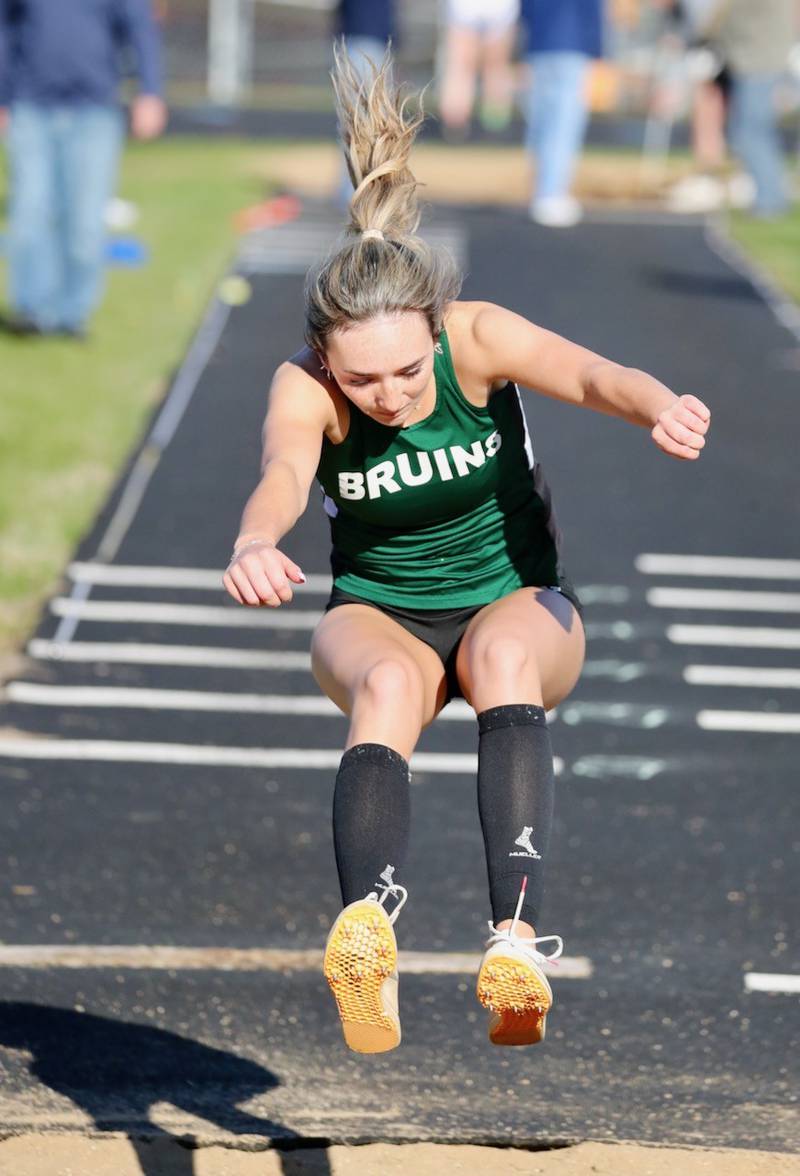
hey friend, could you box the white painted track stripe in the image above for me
[685,665,800,689]
[52,599,644,636]
[69,562,332,594]
[649,588,800,613]
[0,944,590,978]
[697,710,800,733]
[668,625,800,649]
[5,682,477,723]
[26,641,649,682]
[6,683,340,716]
[0,740,464,770]
[744,972,800,994]
[67,563,631,606]
[28,640,313,669]
[0,738,563,775]
[637,554,800,580]
[51,599,322,629]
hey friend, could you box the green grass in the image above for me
[0,137,270,659]
[728,204,800,304]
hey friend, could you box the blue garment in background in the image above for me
[0,0,163,107]
[337,0,395,43]
[7,103,125,329]
[521,0,604,58]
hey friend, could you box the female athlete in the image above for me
[223,49,711,1054]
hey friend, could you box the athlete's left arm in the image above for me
[471,302,710,462]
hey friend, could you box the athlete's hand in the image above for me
[651,394,710,461]
[223,540,306,607]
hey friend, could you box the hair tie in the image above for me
[361,228,385,241]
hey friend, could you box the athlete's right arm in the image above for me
[223,360,332,607]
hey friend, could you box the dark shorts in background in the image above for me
[324,577,584,703]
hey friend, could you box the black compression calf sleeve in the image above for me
[477,704,554,931]
[332,743,411,907]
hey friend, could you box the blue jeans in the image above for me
[525,52,591,201]
[728,74,788,216]
[338,36,389,207]
[6,103,124,330]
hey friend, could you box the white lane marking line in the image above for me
[558,702,671,728]
[68,563,629,606]
[0,738,563,775]
[51,599,322,629]
[6,683,339,715]
[568,585,630,605]
[685,665,800,689]
[26,641,651,685]
[637,554,800,580]
[51,601,647,639]
[5,682,477,723]
[0,945,591,978]
[54,297,232,645]
[570,755,670,780]
[583,621,638,641]
[668,625,800,649]
[28,640,313,670]
[697,710,800,733]
[648,588,800,613]
[744,972,800,995]
[69,562,332,594]
[580,660,649,682]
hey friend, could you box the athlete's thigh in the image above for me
[311,604,449,725]
[455,587,586,711]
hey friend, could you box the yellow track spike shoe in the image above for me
[476,877,563,1047]
[323,866,408,1054]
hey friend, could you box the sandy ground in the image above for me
[1,1139,798,1176]
[249,142,691,208]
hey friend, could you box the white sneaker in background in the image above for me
[529,195,583,228]
[105,198,140,230]
[727,171,757,210]
[665,173,726,214]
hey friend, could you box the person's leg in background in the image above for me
[437,19,481,136]
[526,51,591,226]
[727,73,788,217]
[57,104,125,335]
[693,78,728,173]
[338,36,389,203]
[479,17,519,132]
[6,103,62,332]
[343,34,387,78]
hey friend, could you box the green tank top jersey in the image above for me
[315,328,566,608]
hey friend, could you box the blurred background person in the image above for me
[437,0,521,137]
[522,0,605,227]
[335,0,395,205]
[0,0,167,340]
[337,0,395,81]
[711,0,796,218]
[652,0,748,214]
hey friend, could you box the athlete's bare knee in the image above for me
[468,633,531,683]
[356,656,425,714]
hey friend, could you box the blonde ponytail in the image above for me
[304,44,461,353]
[334,43,422,239]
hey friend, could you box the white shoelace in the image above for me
[485,876,564,967]
[365,865,408,926]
